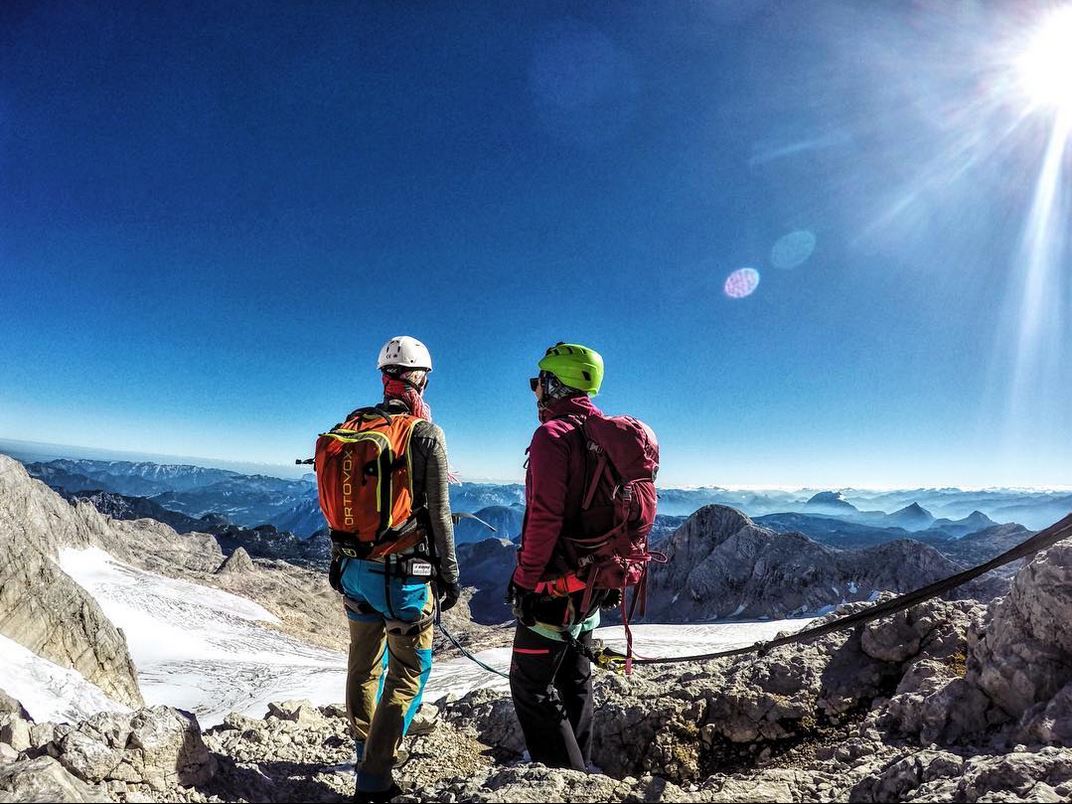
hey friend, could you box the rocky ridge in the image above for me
[645,505,1007,622]
[1,523,1069,802]
[0,458,144,710]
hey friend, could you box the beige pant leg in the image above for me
[346,616,387,742]
[360,594,435,781]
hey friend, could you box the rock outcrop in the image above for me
[0,706,217,800]
[216,546,254,575]
[645,505,1002,622]
[0,689,31,722]
[879,538,1072,748]
[972,540,1072,719]
[0,756,110,802]
[0,457,144,710]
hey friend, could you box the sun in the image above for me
[1015,6,1072,113]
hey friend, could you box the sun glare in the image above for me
[1015,6,1072,112]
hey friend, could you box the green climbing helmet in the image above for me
[538,342,604,395]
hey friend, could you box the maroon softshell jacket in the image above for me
[512,395,603,590]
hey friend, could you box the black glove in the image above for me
[507,580,539,627]
[600,588,623,610]
[328,555,344,595]
[438,581,462,612]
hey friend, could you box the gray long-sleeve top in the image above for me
[382,399,459,585]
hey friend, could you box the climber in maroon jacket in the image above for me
[507,343,614,771]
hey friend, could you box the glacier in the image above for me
[57,547,812,727]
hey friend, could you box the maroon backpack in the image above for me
[565,413,661,672]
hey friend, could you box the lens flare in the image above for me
[771,230,817,269]
[724,268,761,299]
[1015,6,1072,113]
[1002,6,1072,455]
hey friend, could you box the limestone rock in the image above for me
[0,715,31,753]
[265,699,325,728]
[1018,682,1072,746]
[0,690,30,722]
[37,706,216,793]
[851,746,1072,802]
[861,610,920,662]
[28,722,56,750]
[876,538,1072,747]
[441,688,526,757]
[216,546,255,575]
[0,755,109,802]
[0,456,143,709]
[969,539,1072,719]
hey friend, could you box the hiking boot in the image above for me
[353,781,402,803]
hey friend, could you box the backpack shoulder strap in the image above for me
[582,450,610,511]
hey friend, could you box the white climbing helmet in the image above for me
[377,336,433,372]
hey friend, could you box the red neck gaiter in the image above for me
[382,375,432,421]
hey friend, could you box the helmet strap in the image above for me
[536,371,586,422]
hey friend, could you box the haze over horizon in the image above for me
[2,2,1070,488]
[3,437,1070,494]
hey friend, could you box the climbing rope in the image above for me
[436,619,511,681]
[590,511,1072,669]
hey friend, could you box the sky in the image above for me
[1,1,1070,488]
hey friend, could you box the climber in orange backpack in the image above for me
[507,342,660,771]
[315,336,459,803]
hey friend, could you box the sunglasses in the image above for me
[529,377,540,392]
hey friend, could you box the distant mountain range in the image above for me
[754,510,1030,568]
[24,458,245,496]
[23,458,324,536]
[9,452,1069,561]
[458,501,1023,625]
[58,488,332,570]
[838,487,1072,529]
[10,449,1051,632]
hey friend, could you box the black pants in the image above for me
[509,625,594,771]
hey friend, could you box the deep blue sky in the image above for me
[1,1,1069,487]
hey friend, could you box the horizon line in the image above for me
[2,436,1070,493]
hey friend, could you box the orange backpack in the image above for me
[315,407,425,559]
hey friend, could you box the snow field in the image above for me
[56,548,813,726]
[0,632,130,723]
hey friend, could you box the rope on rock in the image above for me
[591,511,1072,670]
